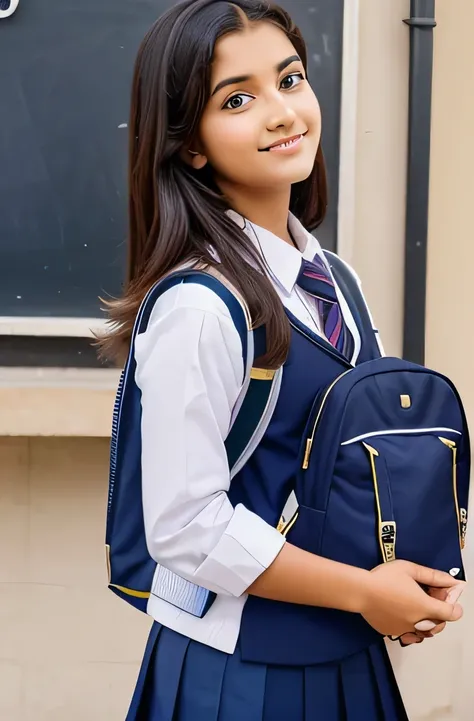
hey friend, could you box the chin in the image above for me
[274,159,316,186]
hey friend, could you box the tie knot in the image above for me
[297,256,338,304]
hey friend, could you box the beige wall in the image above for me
[425,3,474,718]
[0,437,150,721]
[350,0,410,359]
[426,1,474,419]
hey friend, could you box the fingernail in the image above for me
[447,586,465,604]
[415,620,437,632]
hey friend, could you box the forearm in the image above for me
[248,541,371,614]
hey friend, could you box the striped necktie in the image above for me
[296,254,352,358]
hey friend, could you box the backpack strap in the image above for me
[324,251,384,361]
[226,325,283,478]
[136,269,281,617]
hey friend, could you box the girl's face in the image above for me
[195,21,321,195]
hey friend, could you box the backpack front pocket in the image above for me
[320,428,466,575]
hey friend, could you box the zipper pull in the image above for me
[302,439,313,470]
[439,437,456,449]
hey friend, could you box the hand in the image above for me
[361,560,464,638]
[397,582,465,645]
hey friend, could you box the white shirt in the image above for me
[134,213,368,653]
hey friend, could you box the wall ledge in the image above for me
[0,367,120,436]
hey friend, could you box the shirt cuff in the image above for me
[194,504,286,597]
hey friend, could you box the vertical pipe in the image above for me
[402,0,436,364]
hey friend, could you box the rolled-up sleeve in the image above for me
[134,283,285,598]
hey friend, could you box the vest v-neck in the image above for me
[285,308,353,368]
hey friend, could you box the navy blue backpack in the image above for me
[105,255,470,618]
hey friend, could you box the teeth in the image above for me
[272,135,301,150]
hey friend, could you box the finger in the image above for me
[415,619,437,632]
[430,622,446,636]
[400,632,423,646]
[447,584,466,604]
[411,565,461,589]
[427,582,466,604]
[423,598,464,624]
[427,587,450,602]
[414,622,447,638]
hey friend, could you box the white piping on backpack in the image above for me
[341,427,462,446]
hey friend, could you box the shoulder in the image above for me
[134,276,247,382]
[145,279,238,329]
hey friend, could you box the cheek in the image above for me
[303,93,322,136]
[200,113,258,166]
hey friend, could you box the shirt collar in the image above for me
[226,210,322,296]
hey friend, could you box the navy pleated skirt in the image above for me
[126,623,408,721]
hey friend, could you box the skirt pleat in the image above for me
[263,665,304,721]
[341,647,382,720]
[148,627,191,721]
[217,641,266,721]
[304,662,345,720]
[128,622,408,721]
[368,643,409,721]
[175,633,228,721]
[126,622,163,721]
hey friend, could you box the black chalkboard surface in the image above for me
[0,0,344,318]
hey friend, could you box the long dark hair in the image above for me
[100,0,328,367]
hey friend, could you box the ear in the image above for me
[181,145,208,170]
[187,150,208,170]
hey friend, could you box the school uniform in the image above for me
[126,212,407,720]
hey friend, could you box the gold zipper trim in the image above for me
[439,437,466,550]
[110,584,151,599]
[105,544,112,584]
[277,510,299,537]
[106,544,151,599]
[460,508,468,550]
[302,369,352,469]
[363,442,396,563]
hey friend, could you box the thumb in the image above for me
[428,581,466,603]
[425,597,464,624]
[411,564,460,589]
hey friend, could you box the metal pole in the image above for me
[402,0,436,364]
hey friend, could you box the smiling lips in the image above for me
[260,133,306,153]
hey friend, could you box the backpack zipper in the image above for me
[302,369,352,469]
[363,442,397,563]
[439,437,467,550]
[107,368,126,516]
[286,317,353,471]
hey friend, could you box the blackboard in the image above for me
[0,0,344,318]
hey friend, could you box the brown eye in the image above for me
[280,73,305,90]
[223,94,253,110]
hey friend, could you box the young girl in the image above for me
[104,1,464,718]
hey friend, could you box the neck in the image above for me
[220,183,293,244]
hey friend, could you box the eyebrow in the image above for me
[211,54,301,96]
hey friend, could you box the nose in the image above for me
[265,92,297,132]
